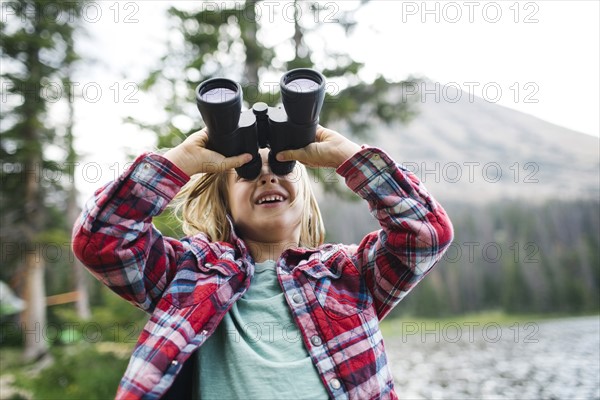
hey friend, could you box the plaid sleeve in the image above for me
[72,153,190,313]
[336,147,454,320]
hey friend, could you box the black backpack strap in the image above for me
[161,349,199,400]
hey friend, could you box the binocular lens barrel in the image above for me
[200,87,237,103]
[196,78,243,148]
[284,78,320,93]
[280,69,325,125]
[281,69,324,87]
[197,78,240,105]
[195,69,326,180]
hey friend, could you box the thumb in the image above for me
[276,149,299,162]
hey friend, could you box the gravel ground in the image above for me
[386,316,600,400]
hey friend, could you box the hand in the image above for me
[163,129,252,176]
[275,126,361,168]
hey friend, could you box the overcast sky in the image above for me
[61,0,598,198]
[350,0,599,138]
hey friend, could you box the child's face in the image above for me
[227,148,304,246]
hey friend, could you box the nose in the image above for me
[258,163,278,185]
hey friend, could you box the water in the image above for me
[386,316,600,400]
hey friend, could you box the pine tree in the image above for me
[1,0,86,359]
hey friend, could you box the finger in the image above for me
[276,149,302,162]
[192,130,209,147]
[315,126,342,143]
[315,126,327,142]
[220,153,253,171]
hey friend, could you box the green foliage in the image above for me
[49,290,148,344]
[12,343,129,400]
[389,199,600,318]
[502,257,531,313]
[379,310,591,338]
[407,276,445,317]
[1,294,143,399]
[1,0,85,278]
[154,211,185,239]
[0,319,24,347]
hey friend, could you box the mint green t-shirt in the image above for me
[198,260,329,400]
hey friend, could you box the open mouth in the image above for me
[256,195,285,205]
[255,191,288,205]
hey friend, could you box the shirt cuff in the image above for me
[336,147,398,195]
[129,152,191,203]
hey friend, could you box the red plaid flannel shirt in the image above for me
[72,147,453,399]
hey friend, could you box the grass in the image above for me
[379,310,599,338]
[0,298,143,400]
[2,342,132,400]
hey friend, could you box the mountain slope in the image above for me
[318,85,599,243]
[349,84,599,204]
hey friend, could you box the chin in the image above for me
[241,218,300,242]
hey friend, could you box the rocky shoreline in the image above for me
[387,316,600,399]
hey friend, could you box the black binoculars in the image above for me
[195,68,326,180]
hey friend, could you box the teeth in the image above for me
[257,195,284,204]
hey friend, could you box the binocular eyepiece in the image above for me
[196,68,326,180]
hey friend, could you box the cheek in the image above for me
[290,188,305,219]
[227,186,250,218]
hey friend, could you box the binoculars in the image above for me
[195,68,326,180]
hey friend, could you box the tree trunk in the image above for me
[69,206,91,319]
[68,189,91,320]
[21,153,48,362]
[293,0,304,59]
[65,76,91,320]
[19,14,48,361]
[241,0,260,85]
[21,249,48,361]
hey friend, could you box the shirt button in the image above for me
[204,262,213,268]
[330,378,341,390]
[310,336,322,346]
[292,293,302,304]
[171,360,178,366]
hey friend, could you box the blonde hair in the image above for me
[173,162,325,248]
